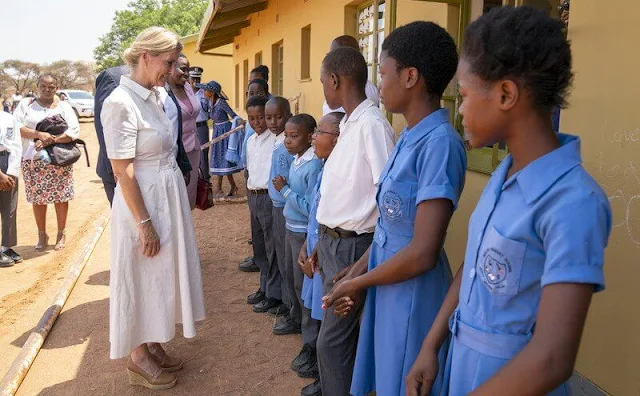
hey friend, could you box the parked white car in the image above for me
[58,89,95,118]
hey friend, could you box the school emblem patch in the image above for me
[382,190,403,220]
[278,154,289,169]
[479,248,512,291]
[5,127,13,140]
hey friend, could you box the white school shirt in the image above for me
[0,112,22,177]
[322,81,380,116]
[157,86,180,144]
[246,131,276,190]
[316,99,395,233]
[13,98,80,160]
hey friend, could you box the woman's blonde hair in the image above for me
[122,26,183,67]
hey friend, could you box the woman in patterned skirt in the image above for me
[197,80,242,196]
[14,73,80,251]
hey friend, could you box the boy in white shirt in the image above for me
[244,95,280,310]
[0,111,23,266]
[315,46,395,395]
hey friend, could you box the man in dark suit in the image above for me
[94,66,128,206]
[94,65,191,206]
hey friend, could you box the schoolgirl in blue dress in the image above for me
[406,7,612,396]
[322,22,466,396]
[197,80,242,196]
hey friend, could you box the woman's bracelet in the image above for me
[136,217,152,227]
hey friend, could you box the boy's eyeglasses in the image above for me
[313,128,339,136]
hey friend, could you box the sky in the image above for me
[0,0,132,64]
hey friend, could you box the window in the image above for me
[255,52,262,68]
[301,25,311,80]
[235,64,240,109]
[243,59,249,108]
[356,1,386,88]
[271,41,284,95]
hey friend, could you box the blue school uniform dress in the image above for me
[444,133,612,396]
[301,170,325,321]
[351,109,467,396]
[209,98,243,175]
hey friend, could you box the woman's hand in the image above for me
[405,347,440,396]
[272,175,287,192]
[138,221,160,257]
[37,132,54,147]
[0,172,15,191]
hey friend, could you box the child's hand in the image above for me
[307,251,319,274]
[272,175,287,191]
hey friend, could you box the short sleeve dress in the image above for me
[101,76,206,359]
[13,98,80,205]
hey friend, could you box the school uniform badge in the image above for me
[5,127,13,140]
[382,190,403,221]
[479,247,512,292]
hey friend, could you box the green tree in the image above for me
[94,0,208,71]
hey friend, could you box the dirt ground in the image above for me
[7,123,309,395]
[0,119,109,376]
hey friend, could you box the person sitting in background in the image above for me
[196,80,242,196]
[3,97,12,113]
[160,53,200,209]
[15,73,80,252]
[321,35,380,116]
[0,110,22,267]
[58,93,68,101]
[101,26,205,390]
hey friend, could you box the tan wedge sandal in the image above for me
[126,358,177,390]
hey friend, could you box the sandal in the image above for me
[126,358,177,390]
[35,231,49,252]
[55,230,66,251]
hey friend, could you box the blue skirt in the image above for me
[302,273,323,321]
[351,244,452,396]
[210,120,243,176]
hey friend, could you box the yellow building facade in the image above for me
[198,0,639,394]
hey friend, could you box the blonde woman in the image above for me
[101,27,206,390]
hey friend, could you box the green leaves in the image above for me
[93,0,208,72]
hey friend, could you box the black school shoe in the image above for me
[273,316,301,335]
[291,344,314,372]
[301,378,322,396]
[247,289,266,305]
[238,257,259,272]
[267,302,288,316]
[4,249,22,263]
[253,298,281,313]
[296,356,319,379]
[0,252,14,268]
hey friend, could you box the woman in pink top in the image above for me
[167,54,200,209]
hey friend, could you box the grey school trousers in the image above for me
[316,230,373,396]
[287,229,320,345]
[0,152,18,248]
[248,193,277,296]
[271,206,287,303]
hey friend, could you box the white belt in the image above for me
[133,156,178,172]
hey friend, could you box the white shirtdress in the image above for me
[101,76,206,359]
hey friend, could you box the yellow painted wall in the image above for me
[181,39,235,108]
[560,1,640,394]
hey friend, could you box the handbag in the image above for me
[35,113,91,167]
[195,169,214,210]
